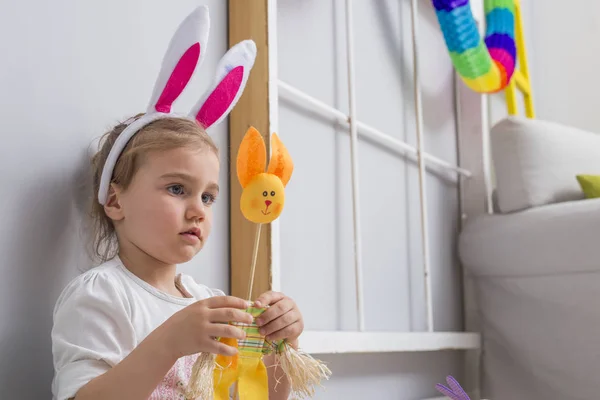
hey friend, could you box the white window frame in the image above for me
[267,5,487,396]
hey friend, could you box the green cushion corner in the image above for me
[576,174,600,199]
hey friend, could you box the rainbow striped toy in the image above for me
[432,0,516,93]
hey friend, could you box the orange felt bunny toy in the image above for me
[237,126,293,224]
[186,127,330,400]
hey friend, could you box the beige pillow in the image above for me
[491,117,600,213]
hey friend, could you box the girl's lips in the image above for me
[181,227,201,238]
[180,232,200,244]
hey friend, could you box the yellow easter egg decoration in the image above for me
[240,173,285,223]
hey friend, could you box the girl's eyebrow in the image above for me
[160,172,193,180]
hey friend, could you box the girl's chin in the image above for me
[173,246,202,263]
[150,250,198,267]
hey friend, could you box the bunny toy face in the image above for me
[240,173,285,223]
[237,127,293,224]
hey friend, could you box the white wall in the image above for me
[0,1,229,398]
[277,0,464,398]
[528,1,600,133]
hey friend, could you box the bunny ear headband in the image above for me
[98,5,256,205]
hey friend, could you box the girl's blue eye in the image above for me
[202,193,217,205]
[168,184,185,196]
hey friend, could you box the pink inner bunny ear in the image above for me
[145,5,210,114]
[154,43,200,113]
[189,39,256,130]
[195,66,243,128]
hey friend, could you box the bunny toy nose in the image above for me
[265,200,272,206]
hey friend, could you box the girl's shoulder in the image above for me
[177,273,226,301]
[53,258,131,315]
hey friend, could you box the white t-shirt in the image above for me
[51,256,224,400]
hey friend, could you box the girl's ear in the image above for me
[237,126,266,188]
[103,183,125,221]
[266,133,293,187]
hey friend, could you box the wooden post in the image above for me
[228,0,273,300]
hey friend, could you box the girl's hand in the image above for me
[162,296,253,359]
[254,291,304,346]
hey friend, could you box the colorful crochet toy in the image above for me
[186,127,332,399]
[237,127,292,225]
[431,0,516,93]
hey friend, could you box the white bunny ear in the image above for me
[190,39,257,130]
[146,5,210,114]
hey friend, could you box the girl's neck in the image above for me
[117,242,184,298]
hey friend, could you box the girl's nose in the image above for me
[265,200,272,206]
[186,198,206,220]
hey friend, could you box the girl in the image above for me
[51,6,304,400]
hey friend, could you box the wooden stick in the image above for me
[238,223,263,397]
[246,223,263,302]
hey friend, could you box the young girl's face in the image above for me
[115,146,220,265]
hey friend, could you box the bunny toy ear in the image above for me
[266,133,293,187]
[146,5,210,114]
[237,126,266,188]
[190,39,257,130]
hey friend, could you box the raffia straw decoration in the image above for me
[185,352,216,400]
[275,341,332,399]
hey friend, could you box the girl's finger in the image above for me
[259,309,300,337]
[207,340,239,357]
[209,308,253,324]
[205,295,252,310]
[266,321,302,342]
[254,291,285,308]
[256,298,294,326]
[208,323,247,341]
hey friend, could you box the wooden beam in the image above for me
[228,0,272,300]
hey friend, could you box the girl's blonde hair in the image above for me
[89,114,218,263]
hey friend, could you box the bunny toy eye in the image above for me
[262,191,268,197]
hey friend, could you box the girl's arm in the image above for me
[71,296,252,400]
[52,279,251,400]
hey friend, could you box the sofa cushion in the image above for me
[491,117,600,213]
